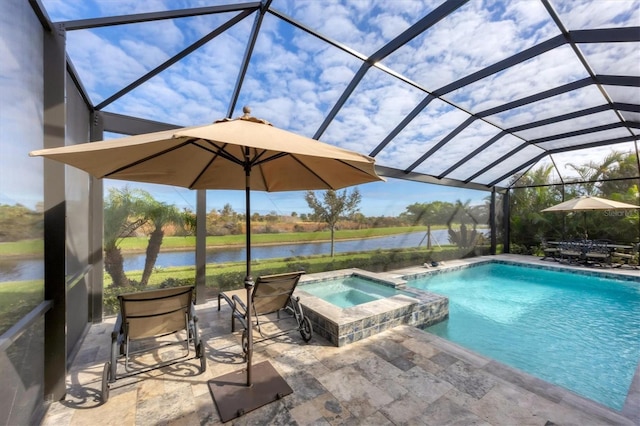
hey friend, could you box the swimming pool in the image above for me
[406,261,640,411]
[299,275,409,308]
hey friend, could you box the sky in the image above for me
[1,0,638,216]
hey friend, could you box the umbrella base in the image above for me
[208,360,293,423]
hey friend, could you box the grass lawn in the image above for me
[0,239,44,257]
[0,280,43,335]
[1,226,444,256]
[116,225,431,252]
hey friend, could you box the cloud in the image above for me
[553,0,640,30]
[19,0,638,210]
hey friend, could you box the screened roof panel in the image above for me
[101,17,254,125]
[413,120,502,177]
[485,84,607,128]
[322,66,427,155]
[538,127,634,150]
[447,45,590,112]
[472,144,546,186]
[446,134,532,182]
[552,0,640,30]
[375,100,471,171]
[512,110,621,140]
[382,0,561,91]
[278,0,437,56]
[605,85,640,105]
[36,0,639,192]
[234,13,367,136]
[580,42,640,76]
[69,12,253,115]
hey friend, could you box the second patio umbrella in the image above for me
[541,195,639,239]
[30,107,384,420]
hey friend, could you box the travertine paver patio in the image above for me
[43,257,638,426]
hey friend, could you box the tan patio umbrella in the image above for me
[541,195,639,239]
[30,107,384,421]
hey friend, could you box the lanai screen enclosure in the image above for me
[1,0,639,424]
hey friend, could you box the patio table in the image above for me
[548,241,633,266]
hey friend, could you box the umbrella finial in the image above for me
[214,106,271,125]
[237,106,272,126]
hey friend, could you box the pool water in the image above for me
[300,276,406,308]
[407,262,640,411]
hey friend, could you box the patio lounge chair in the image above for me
[218,271,312,354]
[101,286,205,403]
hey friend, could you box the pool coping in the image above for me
[382,254,640,424]
[295,268,449,347]
[294,255,639,423]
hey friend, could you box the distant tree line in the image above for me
[5,150,636,285]
[0,203,44,242]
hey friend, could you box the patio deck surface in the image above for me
[42,255,639,425]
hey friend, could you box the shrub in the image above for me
[102,245,489,313]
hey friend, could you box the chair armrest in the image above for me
[232,294,248,314]
[232,310,248,330]
[218,292,235,310]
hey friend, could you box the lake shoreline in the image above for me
[121,233,415,254]
[0,233,419,258]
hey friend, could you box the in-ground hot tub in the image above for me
[299,274,413,308]
[294,269,448,346]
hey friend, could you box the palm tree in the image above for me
[446,200,479,249]
[103,187,148,287]
[403,201,450,248]
[509,165,563,250]
[574,151,639,242]
[599,151,639,201]
[139,196,184,287]
[566,151,625,196]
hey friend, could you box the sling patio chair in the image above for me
[559,240,583,264]
[217,271,312,355]
[101,285,206,403]
[584,240,612,267]
[541,239,560,261]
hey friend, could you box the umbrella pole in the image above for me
[583,212,588,240]
[207,160,293,423]
[244,165,254,387]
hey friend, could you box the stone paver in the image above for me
[41,257,639,425]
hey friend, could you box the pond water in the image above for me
[1,228,481,282]
[122,229,455,270]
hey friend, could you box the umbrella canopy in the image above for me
[541,195,639,239]
[541,195,639,212]
[30,109,384,279]
[29,113,382,192]
[30,108,384,397]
